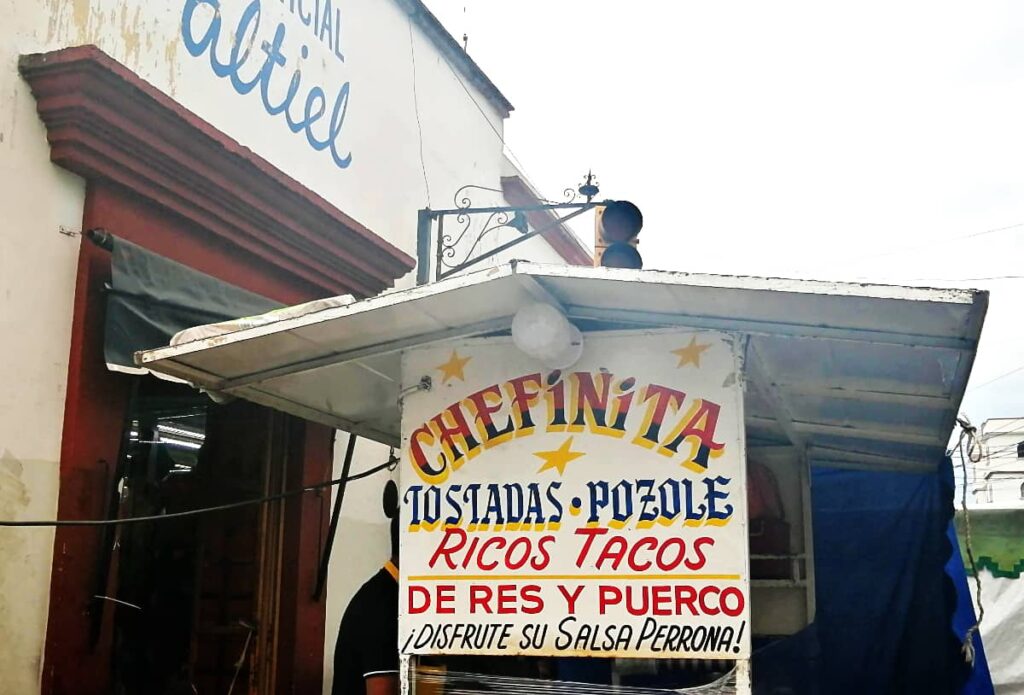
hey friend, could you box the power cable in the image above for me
[425,20,553,197]
[408,18,432,206]
[888,275,1024,284]
[967,364,1024,393]
[0,455,398,528]
[818,221,1024,270]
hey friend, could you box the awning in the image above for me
[135,262,987,472]
[103,234,281,374]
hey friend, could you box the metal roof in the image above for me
[136,262,987,472]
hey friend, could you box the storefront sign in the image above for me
[180,0,353,169]
[398,330,750,658]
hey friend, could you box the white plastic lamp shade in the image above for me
[511,302,584,370]
[511,302,571,358]
[540,324,584,370]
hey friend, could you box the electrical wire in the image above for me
[789,221,1024,274]
[408,17,432,206]
[888,272,1024,280]
[0,456,398,528]
[967,364,1024,393]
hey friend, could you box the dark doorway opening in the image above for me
[107,377,289,694]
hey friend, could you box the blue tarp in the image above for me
[799,459,992,695]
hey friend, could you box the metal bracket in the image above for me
[416,174,601,285]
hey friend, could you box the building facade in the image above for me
[970,418,1024,507]
[0,2,588,692]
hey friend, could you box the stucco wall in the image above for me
[0,1,570,692]
[0,7,87,690]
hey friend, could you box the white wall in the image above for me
[1,1,574,692]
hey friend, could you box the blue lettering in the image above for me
[705,476,734,521]
[299,86,328,147]
[181,0,221,57]
[228,0,263,93]
[334,7,345,61]
[181,0,353,169]
[319,0,334,47]
[296,0,311,25]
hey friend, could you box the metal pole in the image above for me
[313,433,358,600]
[415,209,432,286]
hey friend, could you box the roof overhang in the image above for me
[137,262,987,472]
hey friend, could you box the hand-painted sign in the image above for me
[399,330,750,659]
[181,0,352,170]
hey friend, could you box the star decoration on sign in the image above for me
[434,349,471,384]
[534,436,586,475]
[671,336,711,368]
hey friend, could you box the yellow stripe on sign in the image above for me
[406,574,741,581]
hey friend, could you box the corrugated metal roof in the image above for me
[136,262,987,471]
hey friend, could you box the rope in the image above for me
[955,416,985,665]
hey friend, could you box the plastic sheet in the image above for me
[413,668,737,695]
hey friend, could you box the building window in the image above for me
[1017,440,1024,458]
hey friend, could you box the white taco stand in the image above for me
[136,261,987,692]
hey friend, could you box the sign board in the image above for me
[398,329,750,659]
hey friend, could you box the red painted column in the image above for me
[42,225,132,695]
[276,420,334,693]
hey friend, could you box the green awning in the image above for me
[956,509,1024,579]
[103,235,281,373]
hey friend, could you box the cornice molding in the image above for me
[19,46,415,298]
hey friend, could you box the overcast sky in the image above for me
[425,0,1024,430]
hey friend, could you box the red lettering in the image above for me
[431,404,480,466]
[638,384,686,444]
[595,535,628,570]
[465,384,514,443]
[408,585,431,614]
[470,585,493,613]
[599,585,623,614]
[627,536,658,571]
[720,586,745,616]
[651,585,672,615]
[698,586,721,616]
[522,585,544,614]
[506,374,543,429]
[675,584,698,615]
[574,527,609,567]
[428,527,467,569]
[532,535,556,570]
[685,537,714,570]
[436,585,455,614]
[497,585,518,614]
[655,537,686,571]
[557,584,585,614]
[478,536,507,571]
[505,537,532,570]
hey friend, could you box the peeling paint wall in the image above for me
[1,1,566,692]
[1,3,87,689]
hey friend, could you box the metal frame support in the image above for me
[314,432,358,601]
[415,209,432,286]
[416,201,597,284]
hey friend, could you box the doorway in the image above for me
[107,377,289,694]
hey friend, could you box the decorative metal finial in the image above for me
[578,171,600,203]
